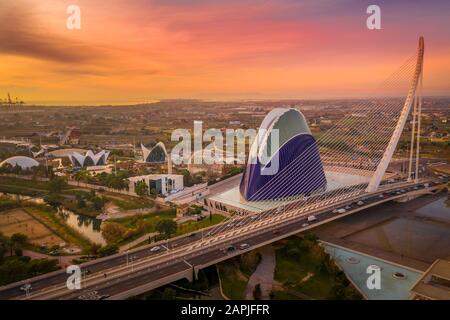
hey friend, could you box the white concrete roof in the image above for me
[0,156,39,169]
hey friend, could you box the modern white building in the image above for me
[128,174,184,196]
[69,150,110,167]
[141,142,167,163]
[0,156,39,170]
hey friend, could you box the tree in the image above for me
[253,283,262,300]
[156,220,177,238]
[48,177,67,194]
[10,233,28,247]
[76,194,86,208]
[92,196,105,211]
[98,244,119,257]
[101,222,127,244]
[134,180,149,197]
[162,287,177,300]
[89,243,102,256]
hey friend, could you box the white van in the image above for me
[307,215,317,222]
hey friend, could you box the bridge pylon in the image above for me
[366,37,424,193]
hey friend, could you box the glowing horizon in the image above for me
[1,0,450,105]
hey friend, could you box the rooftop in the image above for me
[410,259,450,300]
[209,168,374,213]
[128,174,183,182]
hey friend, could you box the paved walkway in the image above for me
[119,232,159,252]
[244,246,276,300]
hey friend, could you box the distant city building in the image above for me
[141,142,167,163]
[128,174,183,196]
[0,156,39,170]
[240,108,326,201]
[187,149,225,176]
[48,148,87,158]
[69,150,110,167]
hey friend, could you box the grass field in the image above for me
[217,261,248,300]
[107,197,154,211]
[176,215,226,236]
[104,209,177,245]
[0,208,64,247]
[216,251,262,299]
[24,205,93,251]
[273,237,362,300]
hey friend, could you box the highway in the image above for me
[0,178,446,300]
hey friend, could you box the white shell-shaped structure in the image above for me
[69,150,110,167]
[141,142,167,163]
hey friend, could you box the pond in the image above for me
[57,207,107,246]
[1,192,107,246]
[1,192,45,204]
[416,196,450,222]
[324,244,422,300]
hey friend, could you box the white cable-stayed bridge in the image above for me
[0,36,448,300]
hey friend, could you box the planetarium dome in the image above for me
[0,156,39,170]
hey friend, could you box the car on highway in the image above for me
[276,206,285,213]
[150,246,161,252]
[225,245,236,252]
[301,223,310,228]
[239,243,250,250]
[356,200,364,206]
[307,215,316,222]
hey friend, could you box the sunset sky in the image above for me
[1,0,450,105]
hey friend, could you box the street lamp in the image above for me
[130,255,137,271]
[21,283,32,297]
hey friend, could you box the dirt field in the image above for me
[0,208,64,246]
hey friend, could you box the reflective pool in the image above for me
[57,208,106,246]
[324,244,422,300]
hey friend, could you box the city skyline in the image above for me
[1,0,450,104]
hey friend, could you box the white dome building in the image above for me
[0,156,39,170]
